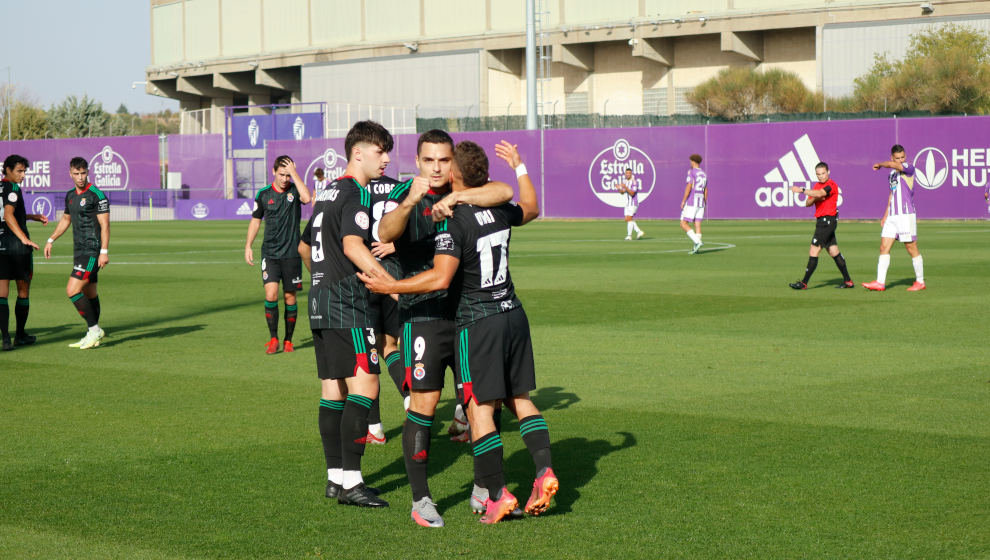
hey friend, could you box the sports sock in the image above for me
[367,397,381,426]
[472,431,505,498]
[877,254,891,284]
[912,255,924,284]
[384,351,408,397]
[70,293,98,328]
[631,220,641,234]
[626,221,633,236]
[283,303,297,342]
[14,297,29,336]
[89,296,101,323]
[519,415,553,474]
[801,256,819,284]
[832,253,851,282]
[319,399,344,475]
[687,230,700,244]
[403,410,434,501]
[0,297,8,336]
[341,394,374,487]
[264,300,278,339]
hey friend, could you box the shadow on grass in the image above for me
[98,325,206,347]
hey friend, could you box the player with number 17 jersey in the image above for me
[307,177,378,329]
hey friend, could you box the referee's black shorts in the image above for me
[811,215,838,248]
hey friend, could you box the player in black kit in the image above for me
[245,156,311,354]
[361,140,557,524]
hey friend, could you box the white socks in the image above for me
[626,222,634,236]
[877,254,891,284]
[687,231,701,244]
[631,221,642,234]
[328,468,342,485]
[89,325,101,333]
[912,255,924,284]
[342,470,363,490]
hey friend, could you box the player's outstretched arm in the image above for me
[492,139,538,224]
[245,218,261,265]
[29,213,48,225]
[285,159,311,204]
[44,214,72,259]
[432,182,514,222]
[358,254,459,295]
[873,160,904,172]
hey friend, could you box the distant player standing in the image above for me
[680,154,707,254]
[312,168,328,204]
[44,157,110,349]
[616,169,644,240]
[309,120,396,508]
[245,156,311,354]
[787,162,854,289]
[1,154,47,350]
[863,144,926,292]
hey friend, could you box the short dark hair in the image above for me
[690,154,703,164]
[344,120,394,162]
[417,129,454,156]
[69,157,88,171]
[3,154,28,174]
[816,162,829,171]
[273,155,293,171]
[891,144,905,155]
[453,141,489,188]
[314,168,324,179]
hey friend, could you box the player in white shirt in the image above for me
[680,154,707,254]
[616,169,644,240]
[862,144,926,292]
[311,168,328,206]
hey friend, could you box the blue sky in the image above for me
[2,0,179,114]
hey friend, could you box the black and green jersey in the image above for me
[0,181,31,255]
[65,184,109,255]
[252,183,302,259]
[434,202,524,328]
[387,181,457,323]
[307,176,377,329]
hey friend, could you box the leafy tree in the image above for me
[688,67,816,120]
[11,102,50,139]
[116,103,130,115]
[47,95,111,138]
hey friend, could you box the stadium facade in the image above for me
[146,0,990,134]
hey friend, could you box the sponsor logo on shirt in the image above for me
[434,232,453,251]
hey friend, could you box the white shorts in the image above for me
[881,213,917,242]
[680,205,705,222]
[624,206,638,218]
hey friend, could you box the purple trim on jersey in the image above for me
[687,167,707,209]
[888,163,916,217]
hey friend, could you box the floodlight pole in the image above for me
[525,0,537,130]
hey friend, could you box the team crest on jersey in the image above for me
[355,211,370,230]
[7,192,16,203]
[287,193,294,202]
[263,271,269,280]
[414,363,426,380]
[370,348,379,365]
[80,198,86,206]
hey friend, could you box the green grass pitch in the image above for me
[2,219,988,559]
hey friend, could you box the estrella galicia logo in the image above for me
[913,147,949,190]
[587,138,656,208]
[248,118,260,147]
[88,146,130,191]
[306,148,347,184]
[31,196,53,220]
[292,116,305,140]
[191,203,210,219]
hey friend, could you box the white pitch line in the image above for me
[515,242,736,258]
[36,261,242,266]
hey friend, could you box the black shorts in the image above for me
[455,308,536,406]
[261,256,303,292]
[812,215,838,248]
[70,254,99,284]
[0,253,33,281]
[313,327,381,380]
[401,319,456,392]
[371,292,400,339]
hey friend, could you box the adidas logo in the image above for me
[756,134,836,208]
[236,201,253,216]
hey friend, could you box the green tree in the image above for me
[116,103,129,115]
[688,67,816,120]
[852,24,990,114]
[11,101,50,139]
[47,95,111,138]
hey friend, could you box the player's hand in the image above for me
[44,242,52,259]
[432,193,458,222]
[880,216,886,227]
[34,214,49,225]
[245,246,254,266]
[873,163,881,171]
[284,158,297,174]
[23,239,39,250]
[356,270,392,294]
[789,186,804,194]
[404,176,431,206]
[494,140,522,169]
[371,241,395,258]
[98,253,109,269]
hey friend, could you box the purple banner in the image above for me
[231,112,324,150]
[0,135,161,192]
[167,134,225,198]
[176,198,314,221]
[267,116,990,219]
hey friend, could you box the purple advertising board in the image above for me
[230,112,324,150]
[167,134,225,198]
[0,135,161,192]
[175,198,314,221]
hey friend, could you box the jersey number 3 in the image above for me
[476,229,509,288]
[311,212,325,263]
